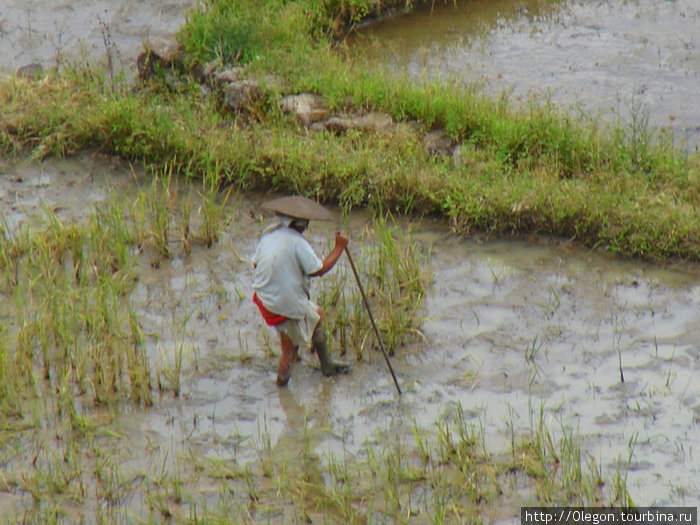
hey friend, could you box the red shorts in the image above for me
[252,293,288,326]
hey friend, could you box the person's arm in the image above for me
[310,232,348,277]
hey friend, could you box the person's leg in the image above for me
[276,332,298,387]
[312,313,349,377]
[309,306,324,354]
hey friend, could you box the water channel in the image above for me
[352,0,700,152]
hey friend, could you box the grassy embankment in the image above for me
[0,0,672,520]
[2,0,699,262]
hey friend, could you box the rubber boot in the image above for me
[313,329,349,377]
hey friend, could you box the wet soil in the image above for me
[0,0,195,74]
[1,154,698,516]
[352,0,700,151]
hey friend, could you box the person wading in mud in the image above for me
[251,196,350,386]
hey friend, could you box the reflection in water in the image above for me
[353,0,700,151]
[271,384,335,519]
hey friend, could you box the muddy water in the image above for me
[0,0,195,74]
[352,0,700,151]
[2,154,697,515]
[417,236,700,504]
[0,0,699,513]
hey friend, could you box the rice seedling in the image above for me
[179,187,193,256]
[317,453,364,523]
[410,416,432,466]
[611,316,627,384]
[93,448,131,505]
[133,168,176,267]
[319,215,431,361]
[429,484,450,525]
[255,415,274,479]
[90,197,135,277]
[127,304,153,405]
[241,465,260,504]
[156,308,198,398]
[198,167,233,248]
[525,334,547,364]
[536,283,561,316]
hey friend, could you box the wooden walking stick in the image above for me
[344,246,402,396]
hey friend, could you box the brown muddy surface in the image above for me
[1,154,698,517]
[0,0,195,74]
[352,0,700,151]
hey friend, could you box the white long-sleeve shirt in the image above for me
[251,226,323,319]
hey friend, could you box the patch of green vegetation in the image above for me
[1,0,698,262]
[0,179,634,521]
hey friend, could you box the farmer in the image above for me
[251,196,350,386]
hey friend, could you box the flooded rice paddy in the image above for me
[1,0,699,519]
[1,154,698,520]
[353,0,700,151]
[0,0,195,74]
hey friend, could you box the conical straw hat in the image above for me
[261,195,334,221]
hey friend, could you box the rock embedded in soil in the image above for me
[423,129,454,156]
[223,79,264,114]
[280,93,330,127]
[191,59,223,84]
[214,67,246,85]
[15,63,44,80]
[314,111,395,134]
[137,37,186,79]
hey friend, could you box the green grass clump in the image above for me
[2,62,699,262]
[179,0,410,68]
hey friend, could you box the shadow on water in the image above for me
[1,154,698,518]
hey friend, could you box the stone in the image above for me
[319,116,353,133]
[316,112,394,134]
[280,93,329,127]
[423,129,454,156]
[224,79,262,113]
[15,63,44,80]
[136,37,185,79]
[351,112,394,133]
[258,74,286,93]
[191,59,223,84]
[144,37,184,64]
[214,67,245,85]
